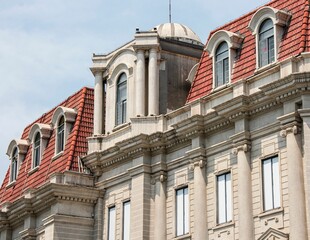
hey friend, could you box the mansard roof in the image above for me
[187,0,310,102]
[0,87,94,205]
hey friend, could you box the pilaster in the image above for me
[148,47,159,116]
[232,131,254,240]
[93,69,105,135]
[135,49,146,117]
[278,112,308,240]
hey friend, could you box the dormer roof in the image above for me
[0,87,94,205]
[187,0,310,102]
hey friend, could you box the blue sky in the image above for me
[0,0,268,181]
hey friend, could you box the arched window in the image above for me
[33,132,41,168]
[57,116,65,153]
[259,19,275,67]
[10,147,18,182]
[215,42,229,87]
[116,73,127,125]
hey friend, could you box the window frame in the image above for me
[32,131,41,168]
[175,186,189,237]
[10,147,18,182]
[262,156,281,212]
[216,172,232,224]
[215,41,230,88]
[108,205,116,240]
[56,115,65,154]
[115,73,127,126]
[122,200,130,240]
[258,19,275,68]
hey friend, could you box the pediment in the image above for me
[258,228,288,240]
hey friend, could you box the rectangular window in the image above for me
[122,201,130,240]
[262,156,280,211]
[108,206,116,240]
[217,172,232,224]
[176,187,189,236]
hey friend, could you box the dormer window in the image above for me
[258,19,275,67]
[116,73,127,125]
[10,147,18,182]
[57,116,65,153]
[33,132,41,168]
[205,30,243,90]
[215,42,229,87]
[248,6,291,69]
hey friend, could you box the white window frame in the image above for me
[205,30,243,90]
[108,206,116,240]
[262,156,281,211]
[217,172,232,224]
[56,115,65,154]
[176,186,189,236]
[122,201,130,240]
[10,147,18,182]
[248,6,291,70]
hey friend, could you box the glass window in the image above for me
[57,116,65,153]
[262,156,280,211]
[122,201,130,240]
[108,206,116,240]
[215,42,229,87]
[116,73,127,125]
[33,132,41,168]
[217,172,232,224]
[10,147,18,182]
[176,187,189,236]
[259,19,275,67]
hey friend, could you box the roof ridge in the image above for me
[299,0,310,54]
[65,87,88,171]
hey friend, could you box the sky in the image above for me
[0,0,269,181]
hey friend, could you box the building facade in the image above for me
[2,0,310,239]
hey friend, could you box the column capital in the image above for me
[280,124,301,137]
[232,141,251,155]
[90,67,106,76]
[189,159,206,170]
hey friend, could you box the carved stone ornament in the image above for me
[232,143,251,155]
[189,159,205,171]
[280,125,299,138]
[151,174,167,185]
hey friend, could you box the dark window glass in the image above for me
[259,19,275,67]
[116,73,127,125]
[57,116,65,153]
[215,42,229,87]
[10,147,18,182]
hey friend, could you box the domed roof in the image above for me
[155,23,202,45]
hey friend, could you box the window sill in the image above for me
[258,207,283,218]
[212,221,235,231]
[6,180,16,189]
[212,83,230,93]
[254,61,278,75]
[174,233,191,240]
[113,122,130,132]
[52,151,64,161]
[28,166,39,176]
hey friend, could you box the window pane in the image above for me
[259,19,274,67]
[108,206,116,240]
[176,189,184,236]
[226,173,232,222]
[217,175,226,224]
[268,36,275,63]
[123,201,130,240]
[116,74,127,125]
[263,159,273,211]
[183,188,189,234]
[216,61,223,87]
[272,157,280,208]
[223,58,229,84]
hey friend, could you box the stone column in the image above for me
[136,49,145,117]
[233,142,254,240]
[153,174,167,240]
[279,114,308,240]
[191,158,208,240]
[94,70,104,135]
[94,190,105,240]
[148,48,159,116]
[299,108,310,236]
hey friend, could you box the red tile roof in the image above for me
[0,87,94,205]
[187,0,310,103]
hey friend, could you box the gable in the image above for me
[258,228,289,240]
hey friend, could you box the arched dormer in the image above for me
[205,30,243,89]
[248,6,291,68]
[51,106,77,156]
[28,123,53,168]
[6,139,29,183]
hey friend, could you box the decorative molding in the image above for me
[232,143,251,155]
